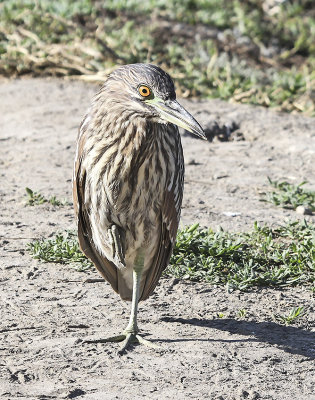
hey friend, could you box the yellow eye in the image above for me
[138,85,151,97]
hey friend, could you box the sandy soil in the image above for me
[0,78,315,400]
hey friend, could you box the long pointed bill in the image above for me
[145,98,207,140]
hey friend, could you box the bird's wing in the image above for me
[140,142,184,301]
[73,130,119,293]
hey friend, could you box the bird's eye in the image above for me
[138,85,152,98]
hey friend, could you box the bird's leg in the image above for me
[123,268,142,335]
[84,249,158,353]
[118,250,159,354]
[108,225,125,269]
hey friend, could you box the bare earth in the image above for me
[1,78,315,400]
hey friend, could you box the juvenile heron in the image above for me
[73,63,205,353]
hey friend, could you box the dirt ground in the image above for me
[0,78,314,400]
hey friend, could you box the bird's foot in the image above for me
[118,332,159,355]
[83,332,159,354]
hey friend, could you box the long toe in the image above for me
[118,333,137,355]
[135,334,160,349]
[83,334,127,344]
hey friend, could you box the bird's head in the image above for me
[104,63,206,139]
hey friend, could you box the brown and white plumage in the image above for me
[73,63,205,352]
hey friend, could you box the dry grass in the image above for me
[1,0,314,115]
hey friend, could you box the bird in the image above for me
[73,63,205,353]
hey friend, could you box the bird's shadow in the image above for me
[160,316,315,360]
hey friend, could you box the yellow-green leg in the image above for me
[85,250,159,354]
[117,267,158,354]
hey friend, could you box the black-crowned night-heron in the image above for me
[73,63,205,353]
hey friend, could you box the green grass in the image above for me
[27,221,315,291]
[168,221,314,290]
[27,231,92,271]
[237,309,247,319]
[262,178,315,212]
[25,187,68,206]
[0,0,314,115]
[274,306,305,325]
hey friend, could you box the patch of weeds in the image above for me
[166,221,315,290]
[274,306,305,325]
[27,231,92,271]
[27,221,315,291]
[25,187,68,206]
[237,309,247,319]
[25,187,46,205]
[216,312,225,319]
[261,178,315,212]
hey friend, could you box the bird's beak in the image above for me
[145,98,207,140]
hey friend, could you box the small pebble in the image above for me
[214,174,229,179]
[223,211,241,217]
[296,206,312,215]
[187,158,200,165]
